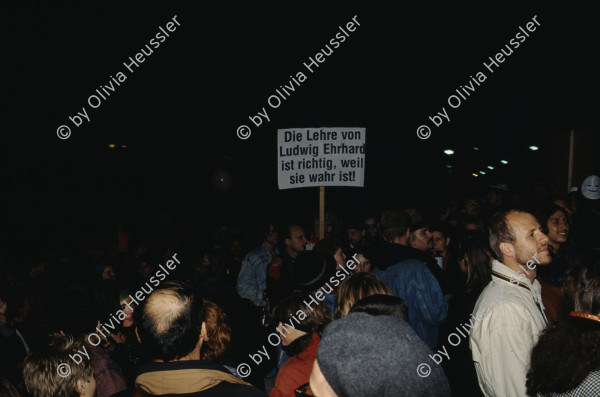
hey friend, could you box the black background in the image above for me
[4,3,599,251]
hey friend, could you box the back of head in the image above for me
[380,209,410,242]
[335,273,392,318]
[526,251,600,395]
[136,281,203,362]
[23,333,94,397]
[349,294,408,322]
[316,312,450,396]
[457,235,492,292]
[563,251,600,315]
[199,298,231,362]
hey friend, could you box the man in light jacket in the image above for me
[470,210,551,396]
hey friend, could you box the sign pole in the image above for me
[567,129,574,191]
[319,186,325,240]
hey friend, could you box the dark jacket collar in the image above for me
[377,241,425,270]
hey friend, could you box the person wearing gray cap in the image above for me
[307,312,451,397]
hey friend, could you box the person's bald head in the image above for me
[136,281,204,362]
[145,289,191,333]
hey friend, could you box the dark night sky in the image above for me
[4,3,599,249]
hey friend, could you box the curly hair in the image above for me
[200,299,231,362]
[526,252,600,395]
[335,273,392,318]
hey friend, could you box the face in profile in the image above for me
[508,212,551,266]
[411,228,433,251]
[102,265,116,280]
[287,226,307,253]
[334,248,346,268]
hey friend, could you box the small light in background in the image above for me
[444,149,455,155]
[487,165,494,170]
[529,146,539,151]
[472,173,479,178]
[108,144,116,149]
[473,147,479,151]
[500,160,509,165]
[121,145,127,148]
[446,165,452,169]
[479,171,486,175]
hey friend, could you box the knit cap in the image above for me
[316,312,450,397]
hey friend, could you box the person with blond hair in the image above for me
[23,333,96,397]
[335,272,392,318]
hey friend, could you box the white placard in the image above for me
[277,127,365,190]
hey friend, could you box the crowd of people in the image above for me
[1,176,600,396]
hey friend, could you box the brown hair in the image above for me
[273,293,333,338]
[200,299,231,362]
[335,273,392,318]
[488,210,519,262]
[458,236,492,292]
[23,333,94,397]
[526,252,600,395]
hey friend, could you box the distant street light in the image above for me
[500,160,508,164]
[444,149,455,155]
[529,146,539,151]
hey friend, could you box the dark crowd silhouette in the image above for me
[2,177,600,396]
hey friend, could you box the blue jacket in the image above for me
[236,244,275,307]
[374,244,448,349]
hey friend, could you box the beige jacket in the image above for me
[469,260,547,397]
